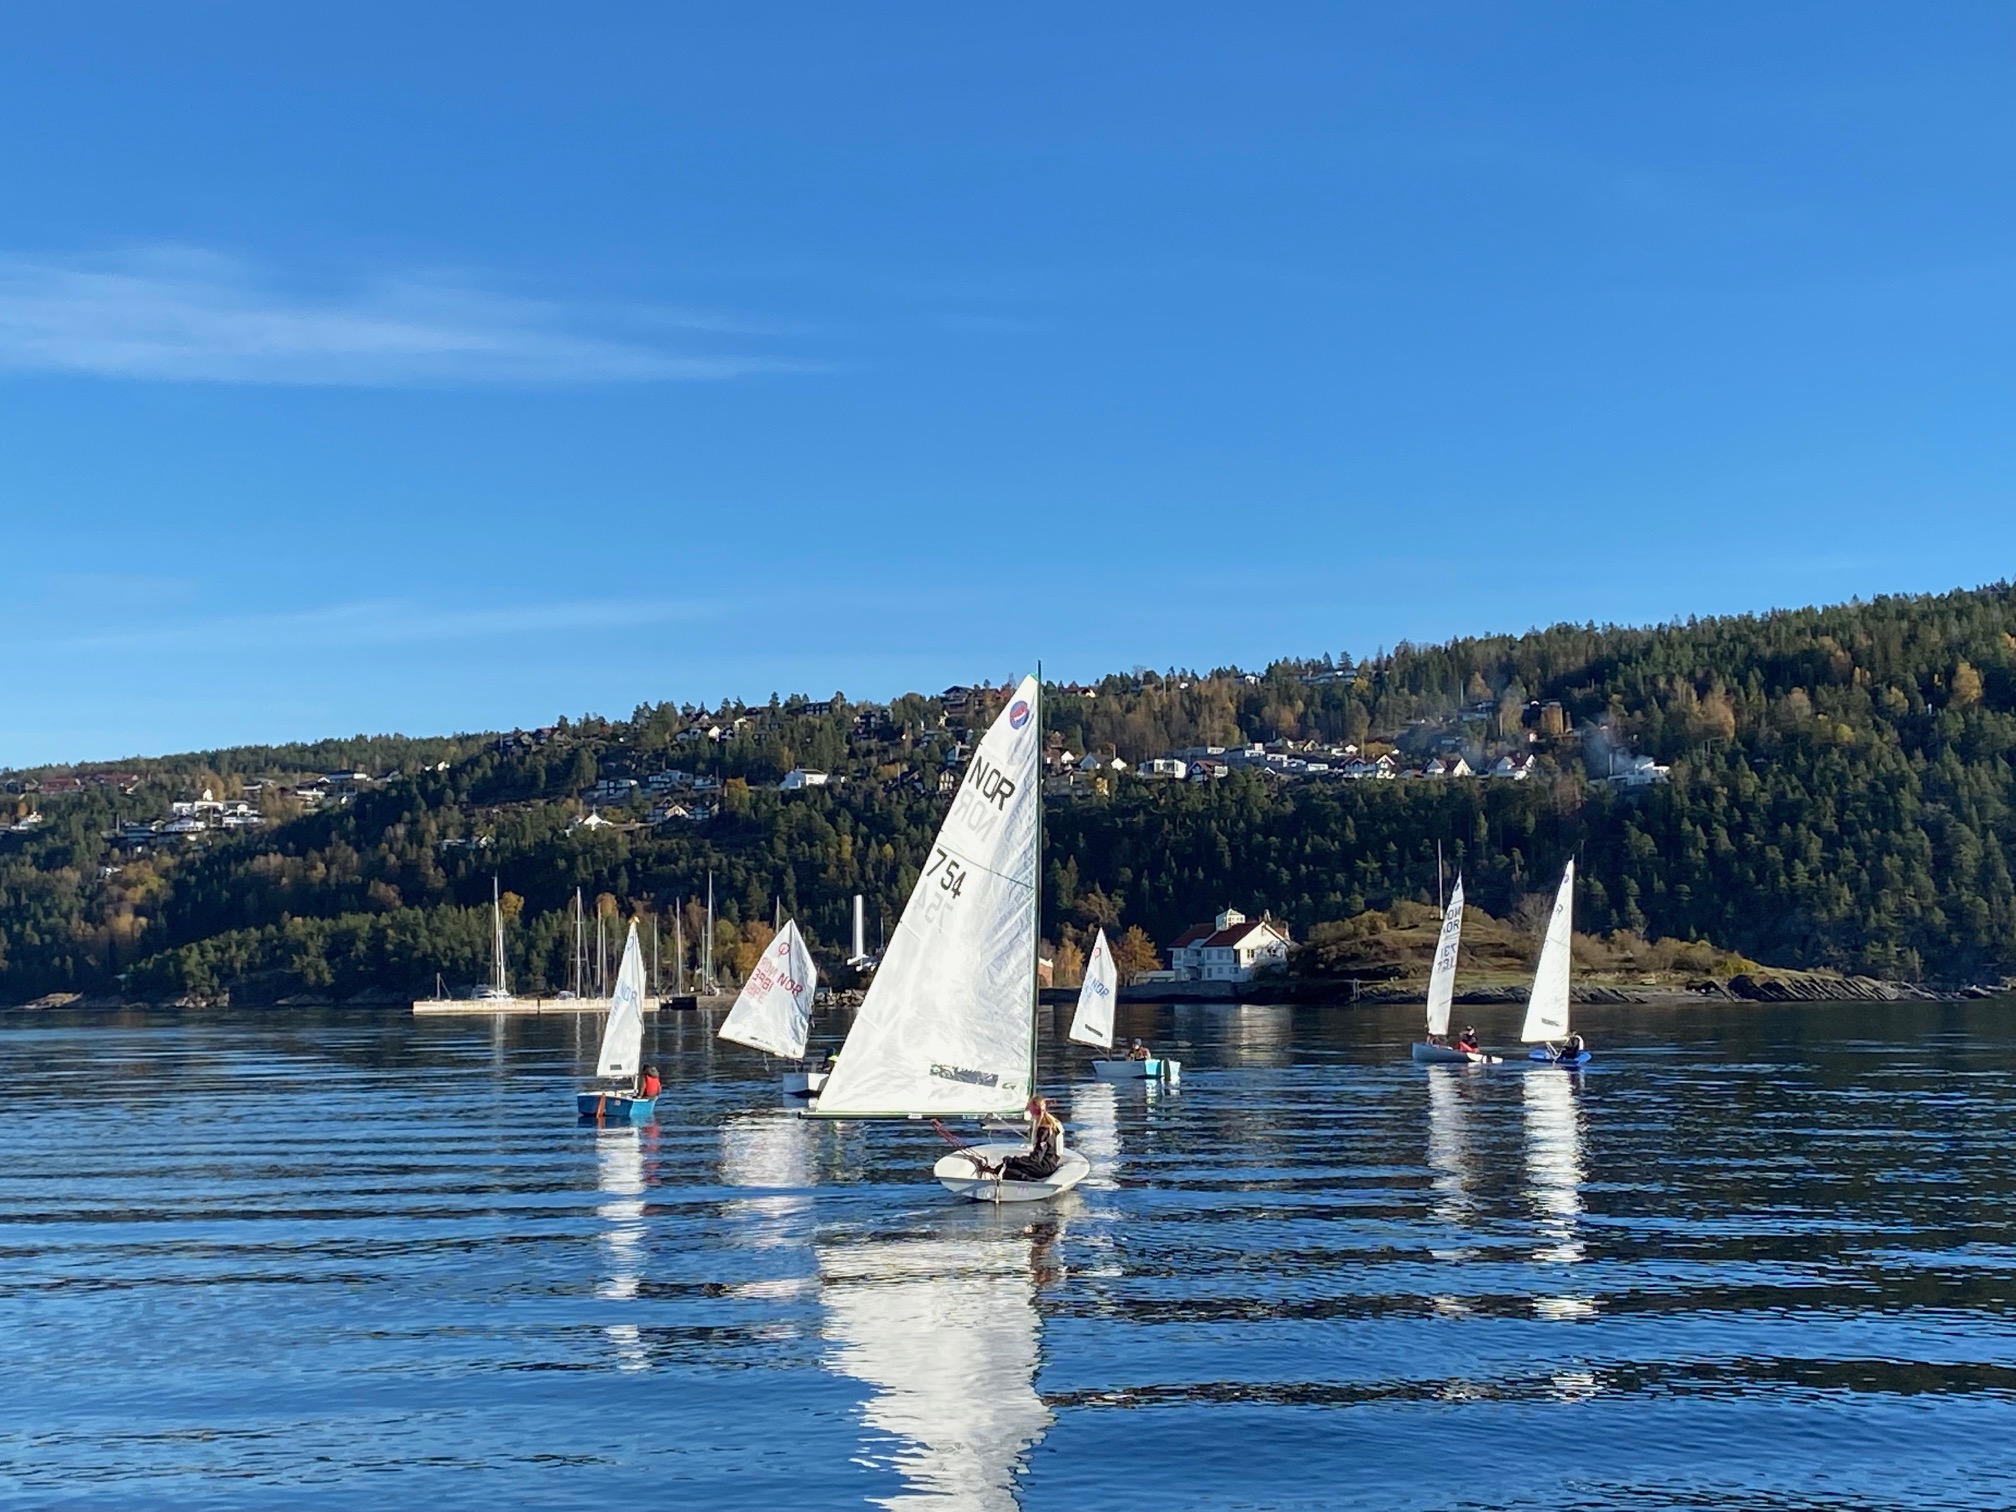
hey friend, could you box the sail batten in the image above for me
[812,674,1043,1118]
[1068,928,1117,1048]
[719,919,818,1060]
[1425,877,1465,1038]
[1519,862,1575,1043]
[596,923,647,1078]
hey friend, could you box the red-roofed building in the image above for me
[1168,908,1292,982]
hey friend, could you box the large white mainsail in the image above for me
[1067,927,1117,1049]
[1518,862,1575,1044]
[596,922,647,1078]
[718,918,817,1059]
[813,673,1043,1118]
[1425,876,1465,1039]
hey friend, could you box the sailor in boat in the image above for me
[1455,1027,1481,1054]
[1126,1039,1151,1062]
[1537,1033,1586,1064]
[639,1065,662,1100]
[972,1096,1065,1183]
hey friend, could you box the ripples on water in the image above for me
[3,1000,2014,1510]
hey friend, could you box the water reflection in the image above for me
[1070,1081,1121,1187]
[1205,1004,1295,1068]
[719,1112,818,1305]
[1522,1068,1596,1322]
[1424,1066,1476,1225]
[821,1215,1062,1511]
[594,1125,649,1370]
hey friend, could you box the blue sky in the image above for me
[2,5,2009,766]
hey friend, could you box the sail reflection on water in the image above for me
[718,1111,819,1306]
[594,1125,650,1369]
[1522,1067,1596,1322]
[821,1217,1061,1512]
[1070,1082,1121,1187]
[1424,1067,1481,1304]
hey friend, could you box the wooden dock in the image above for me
[411,996,657,1017]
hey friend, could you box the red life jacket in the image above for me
[641,1074,662,1098]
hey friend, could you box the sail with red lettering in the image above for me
[719,919,818,1060]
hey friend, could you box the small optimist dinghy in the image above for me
[716,918,826,1102]
[808,671,1085,1202]
[932,1142,1091,1203]
[1410,876,1501,1064]
[1520,863,1591,1066]
[576,924,656,1121]
[1071,928,1181,1083]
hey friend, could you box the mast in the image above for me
[492,875,508,997]
[1437,840,1444,918]
[704,871,715,990]
[1030,663,1043,1096]
[652,914,660,997]
[573,888,584,997]
[674,898,685,993]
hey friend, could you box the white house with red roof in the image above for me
[1167,908,1293,982]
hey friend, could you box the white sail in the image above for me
[1518,861,1575,1044]
[718,918,817,1059]
[1424,876,1465,1038]
[1067,927,1117,1048]
[595,922,647,1078]
[814,674,1042,1118]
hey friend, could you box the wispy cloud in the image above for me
[0,247,812,386]
[46,595,732,653]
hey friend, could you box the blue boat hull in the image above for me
[1529,1048,1591,1066]
[576,1091,658,1121]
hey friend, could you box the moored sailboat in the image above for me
[1521,862,1589,1064]
[576,922,657,1120]
[808,671,1089,1203]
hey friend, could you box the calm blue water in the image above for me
[3,999,2014,1511]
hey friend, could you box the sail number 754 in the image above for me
[923,847,967,898]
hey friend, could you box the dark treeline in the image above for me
[3,582,2013,999]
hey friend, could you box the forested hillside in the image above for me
[4,582,2014,1002]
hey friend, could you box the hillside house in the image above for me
[1605,754,1672,788]
[779,768,830,791]
[1490,754,1535,780]
[1139,758,1188,780]
[1168,908,1293,982]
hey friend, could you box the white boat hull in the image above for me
[933,1142,1090,1203]
[781,1069,828,1100]
[1411,1042,1500,1065]
[1091,1057,1179,1083]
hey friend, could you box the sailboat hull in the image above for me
[1529,1049,1591,1066]
[1091,1057,1179,1083]
[1411,1043,1500,1065]
[781,1070,829,1100]
[576,1091,658,1121]
[933,1142,1090,1203]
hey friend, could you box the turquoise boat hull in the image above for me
[576,1091,658,1121]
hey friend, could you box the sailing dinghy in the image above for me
[1521,862,1589,1064]
[1410,877,1499,1064]
[1072,928,1179,1083]
[576,923,657,1120]
[715,919,826,1100]
[810,672,1089,1203]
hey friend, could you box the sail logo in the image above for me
[930,1062,1000,1088]
[1086,978,1110,998]
[1008,700,1031,730]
